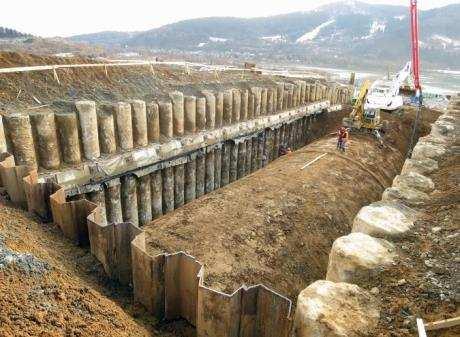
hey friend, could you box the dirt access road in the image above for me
[145,108,438,301]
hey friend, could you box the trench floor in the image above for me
[0,106,440,337]
[144,108,437,302]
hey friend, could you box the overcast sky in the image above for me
[2,0,459,37]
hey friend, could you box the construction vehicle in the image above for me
[343,0,422,141]
[365,61,411,112]
[343,80,383,132]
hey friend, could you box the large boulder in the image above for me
[438,115,455,124]
[293,280,379,337]
[418,134,451,146]
[433,120,455,138]
[401,158,438,175]
[382,185,429,207]
[326,233,395,284]
[352,202,415,239]
[411,142,446,160]
[393,172,435,193]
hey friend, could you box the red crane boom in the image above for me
[410,0,421,94]
[407,0,422,158]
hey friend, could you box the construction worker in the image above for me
[337,126,349,152]
[279,144,292,156]
[279,144,287,156]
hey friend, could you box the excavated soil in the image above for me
[0,198,205,337]
[0,200,192,337]
[0,51,306,113]
[144,107,438,301]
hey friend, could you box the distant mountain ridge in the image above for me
[66,1,460,68]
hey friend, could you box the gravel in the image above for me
[0,234,49,275]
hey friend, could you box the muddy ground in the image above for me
[144,108,438,302]
[0,51,315,114]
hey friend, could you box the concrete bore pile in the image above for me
[0,79,352,336]
[293,97,459,337]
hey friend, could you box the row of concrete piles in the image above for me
[0,81,349,171]
[82,116,311,226]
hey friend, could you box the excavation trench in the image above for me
[144,108,436,302]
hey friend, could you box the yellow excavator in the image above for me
[343,80,383,131]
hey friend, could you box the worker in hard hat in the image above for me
[337,127,349,152]
[279,145,292,156]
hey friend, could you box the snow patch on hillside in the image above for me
[436,69,460,76]
[431,34,460,48]
[260,35,286,43]
[296,20,335,43]
[361,20,386,39]
[209,37,227,43]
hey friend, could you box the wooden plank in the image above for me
[417,318,428,337]
[425,316,460,331]
[300,153,327,170]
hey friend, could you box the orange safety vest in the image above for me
[338,130,348,140]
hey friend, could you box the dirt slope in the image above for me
[0,51,295,113]
[0,201,175,337]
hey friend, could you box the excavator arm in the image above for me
[344,80,372,129]
[350,80,371,119]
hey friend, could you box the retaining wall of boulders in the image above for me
[293,96,459,337]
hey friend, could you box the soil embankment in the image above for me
[144,108,438,301]
[0,51,298,112]
[0,201,168,337]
